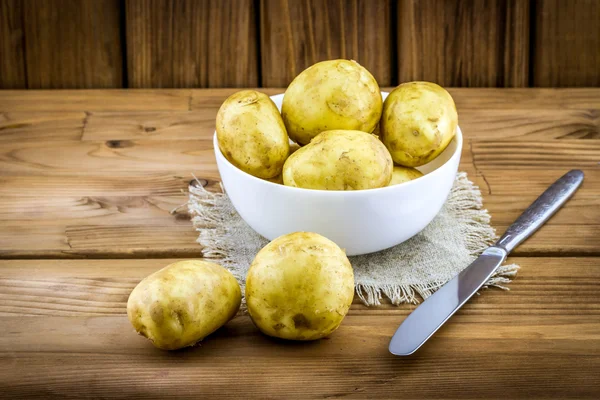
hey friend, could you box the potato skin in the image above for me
[282,60,382,145]
[127,260,241,350]
[217,90,289,178]
[261,143,301,185]
[246,232,354,340]
[264,174,284,184]
[389,166,424,186]
[381,82,458,167]
[282,130,393,190]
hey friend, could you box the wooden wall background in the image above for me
[0,0,598,89]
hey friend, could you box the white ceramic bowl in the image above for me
[214,92,462,256]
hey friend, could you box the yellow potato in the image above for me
[262,143,301,185]
[282,59,382,145]
[381,82,458,167]
[264,174,284,184]
[216,90,289,178]
[389,166,424,185]
[127,260,241,350]
[282,130,393,190]
[245,232,354,340]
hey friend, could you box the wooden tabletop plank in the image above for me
[1,88,599,112]
[0,257,598,398]
[0,90,192,112]
[1,171,597,257]
[0,223,597,259]
[1,319,598,399]
[1,257,598,316]
[73,108,600,142]
[0,111,86,141]
[0,169,596,259]
[191,87,600,110]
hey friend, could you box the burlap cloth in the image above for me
[187,172,519,306]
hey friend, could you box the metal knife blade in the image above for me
[389,246,506,356]
[389,169,584,356]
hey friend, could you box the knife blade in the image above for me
[389,169,585,356]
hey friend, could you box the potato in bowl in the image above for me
[282,129,393,190]
[213,92,463,255]
[282,59,382,145]
[213,59,461,255]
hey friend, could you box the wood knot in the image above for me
[0,123,30,131]
[106,140,134,149]
[144,126,157,132]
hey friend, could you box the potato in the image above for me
[217,90,289,179]
[389,166,424,186]
[245,232,354,340]
[262,143,301,185]
[282,130,393,190]
[264,174,284,184]
[381,82,458,167]
[282,59,382,145]
[127,260,241,350]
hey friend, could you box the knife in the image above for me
[389,169,585,356]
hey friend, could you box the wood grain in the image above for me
[0,89,598,258]
[2,1,600,89]
[1,88,598,112]
[0,257,598,316]
[457,108,600,140]
[446,88,600,109]
[126,0,258,88]
[532,0,600,87]
[397,0,529,87]
[0,112,85,142]
[397,0,530,87]
[0,89,599,397]
[22,0,123,89]
[0,257,599,398]
[260,0,392,87]
[0,90,191,112]
[0,0,25,89]
[81,111,215,141]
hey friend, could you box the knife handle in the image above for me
[495,169,584,254]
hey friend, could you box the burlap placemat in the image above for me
[186,172,519,306]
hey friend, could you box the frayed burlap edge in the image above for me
[187,172,519,306]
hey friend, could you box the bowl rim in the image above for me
[213,94,463,197]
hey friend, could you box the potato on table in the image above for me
[245,232,355,341]
[282,59,382,145]
[217,90,289,179]
[282,129,393,190]
[381,81,457,167]
[127,260,241,350]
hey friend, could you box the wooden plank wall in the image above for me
[0,0,598,89]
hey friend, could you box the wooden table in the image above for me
[0,89,598,399]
